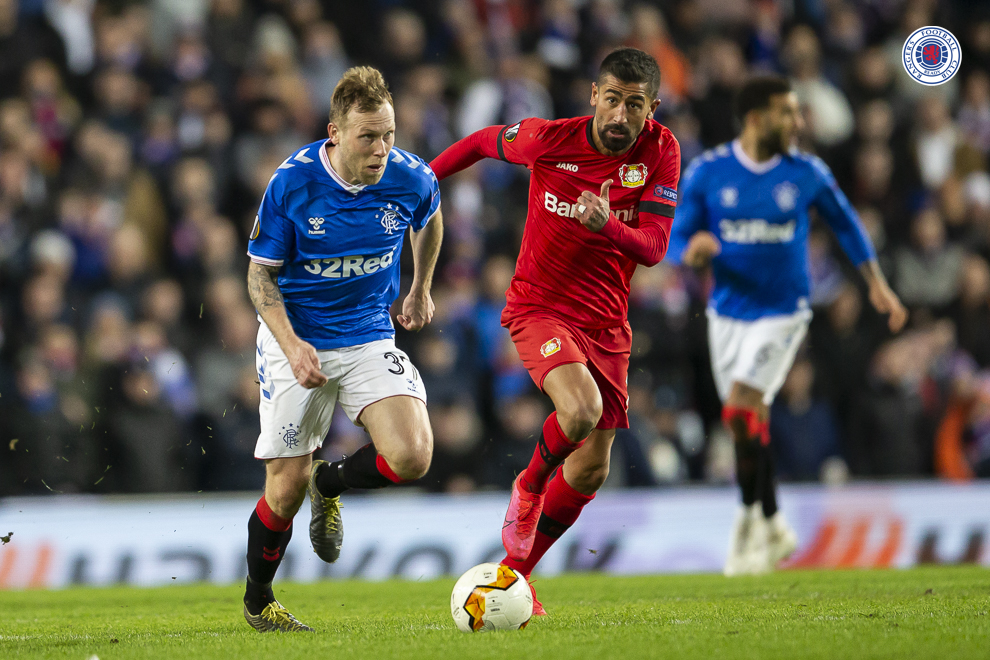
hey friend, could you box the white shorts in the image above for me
[255,323,427,459]
[707,308,811,406]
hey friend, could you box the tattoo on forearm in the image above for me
[247,263,284,316]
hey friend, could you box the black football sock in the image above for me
[245,503,293,615]
[314,461,348,499]
[244,576,274,615]
[759,444,779,518]
[734,437,760,507]
[315,443,397,498]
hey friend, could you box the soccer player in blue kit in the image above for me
[668,77,907,576]
[241,67,443,631]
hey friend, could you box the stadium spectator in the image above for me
[783,25,854,147]
[893,208,964,314]
[769,359,843,480]
[200,363,265,492]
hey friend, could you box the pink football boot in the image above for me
[502,474,546,561]
[529,581,547,616]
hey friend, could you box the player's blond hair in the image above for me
[329,66,393,124]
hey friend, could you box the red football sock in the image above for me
[519,412,585,494]
[503,472,595,578]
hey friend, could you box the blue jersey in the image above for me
[247,140,441,349]
[668,140,875,320]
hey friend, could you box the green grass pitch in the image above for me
[1,566,988,659]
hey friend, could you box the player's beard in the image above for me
[598,123,635,152]
[759,127,790,158]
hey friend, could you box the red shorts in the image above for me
[505,311,631,430]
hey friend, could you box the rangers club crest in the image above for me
[376,203,401,234]
[281,423,299,448]
[619,163,647,188]
[902,26,961,86]
[772,182,799,212]
[540,337,561,358]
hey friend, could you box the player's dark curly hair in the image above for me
[598,48,662,100]
[734,76,792,124]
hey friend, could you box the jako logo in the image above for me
[544,192,636,223]
[556,162,578,172]
[303,247,396,278]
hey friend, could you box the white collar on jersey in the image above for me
[732,139,782,175]
[320,139,378,194]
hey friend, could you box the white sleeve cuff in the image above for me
[247,252,284,267]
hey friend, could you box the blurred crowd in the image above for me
[1,0,989,497]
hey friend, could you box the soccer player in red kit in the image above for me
[430,48,679,613]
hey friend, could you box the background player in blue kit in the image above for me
[668,77,907,576]
[241,67,443,631]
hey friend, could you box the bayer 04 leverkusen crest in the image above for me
[902,26,961,86]
[619,163,647,188]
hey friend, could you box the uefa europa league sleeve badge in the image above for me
[902,26,961,86]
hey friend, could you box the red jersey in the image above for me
[431,115,680,329]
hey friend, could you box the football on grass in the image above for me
[450,563,533,632]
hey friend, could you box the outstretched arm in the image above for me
[398,208,444,331]
[247,262,327,388]
[431,119,550,180]
[430,127,504,180]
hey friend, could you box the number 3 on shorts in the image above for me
[383,351,421,383]
[384,351,406,375]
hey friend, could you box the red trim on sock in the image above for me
[722,406,770,446]
[722,405,759,436]
[256,495,292,532]
[375,454,407,484]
